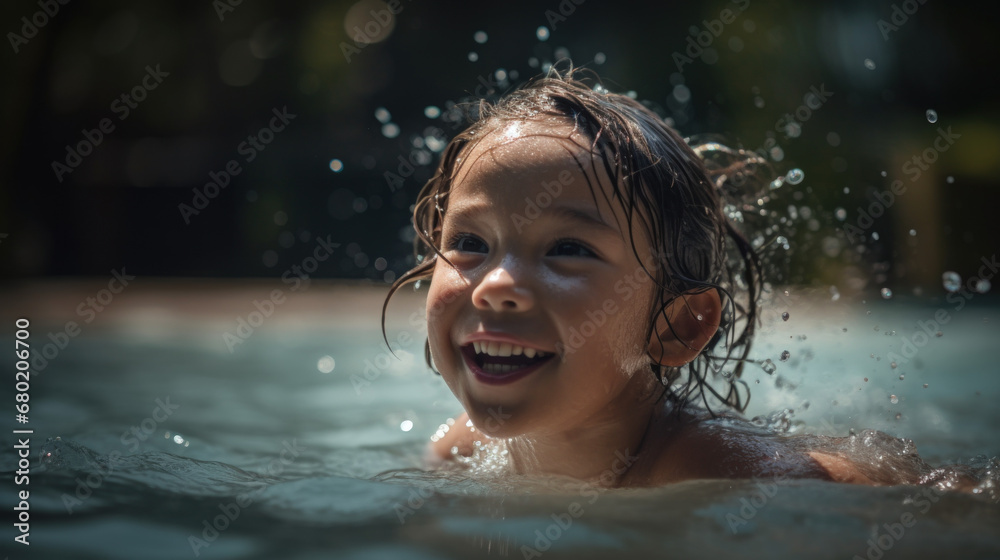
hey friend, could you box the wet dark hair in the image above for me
[382,66,765,414]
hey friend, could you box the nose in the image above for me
[472,265,535,312]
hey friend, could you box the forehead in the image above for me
[455,119,590,177]
[449,118,616,208]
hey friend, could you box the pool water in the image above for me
[1,282,998,559]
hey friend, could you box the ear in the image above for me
[647,288,722,367]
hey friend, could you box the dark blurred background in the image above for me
[1,0,998,298]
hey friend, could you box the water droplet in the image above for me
[594,52,606,64]
[889,394,898,404]
[975,278,991,294]
[467,51,479,62]
[946,176,955,184]
[880,287,893,299]
[835,208,847,221]
[942,271,961,292]
[329,159,343,172]
[864,58,876,70]
[926,109,938,123]
[935,331,943,337]
[895,413,902,420]
[909,229,916,236]
[424,105,441,118]
[762,359,776,374]
[780,350,790,361]
[923,383,928,388]
[262,250,278,268]
[864,377,869,382]
[317,355,336,373]
[400,420,414,432]
[785,168,804,185]
[673,84,691,103]
[880,170,888,177]
[898,374,905,380]
[473,30,488,44]
[374,107,391,123]
[536,26,550,41]
[381,123,400,138]
[781,312,790,321]
[890,361,898,369]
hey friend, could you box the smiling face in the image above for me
[425,117,665,438]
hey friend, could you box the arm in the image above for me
[425,412,485,466]
[806,451,881,484]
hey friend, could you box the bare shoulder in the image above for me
[630,412,837,485]
[425,412,487,465]
[635,412,935,486]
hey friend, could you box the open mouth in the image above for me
[461,341,554,385]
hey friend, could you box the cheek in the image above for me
[425,267,468,335]
[608,283,656,373]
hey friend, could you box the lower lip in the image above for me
[461,345,550,386]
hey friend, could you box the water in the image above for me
[943,272,962,293]
[1,285,998,559]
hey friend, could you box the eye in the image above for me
[548,239,598,258]
[447,233,488,254]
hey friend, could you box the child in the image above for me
[381,68,977,489]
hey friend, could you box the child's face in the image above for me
[425,118,661,437]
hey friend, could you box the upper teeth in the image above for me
[472,341,548,359]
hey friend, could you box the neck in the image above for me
[505,380,658,486]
